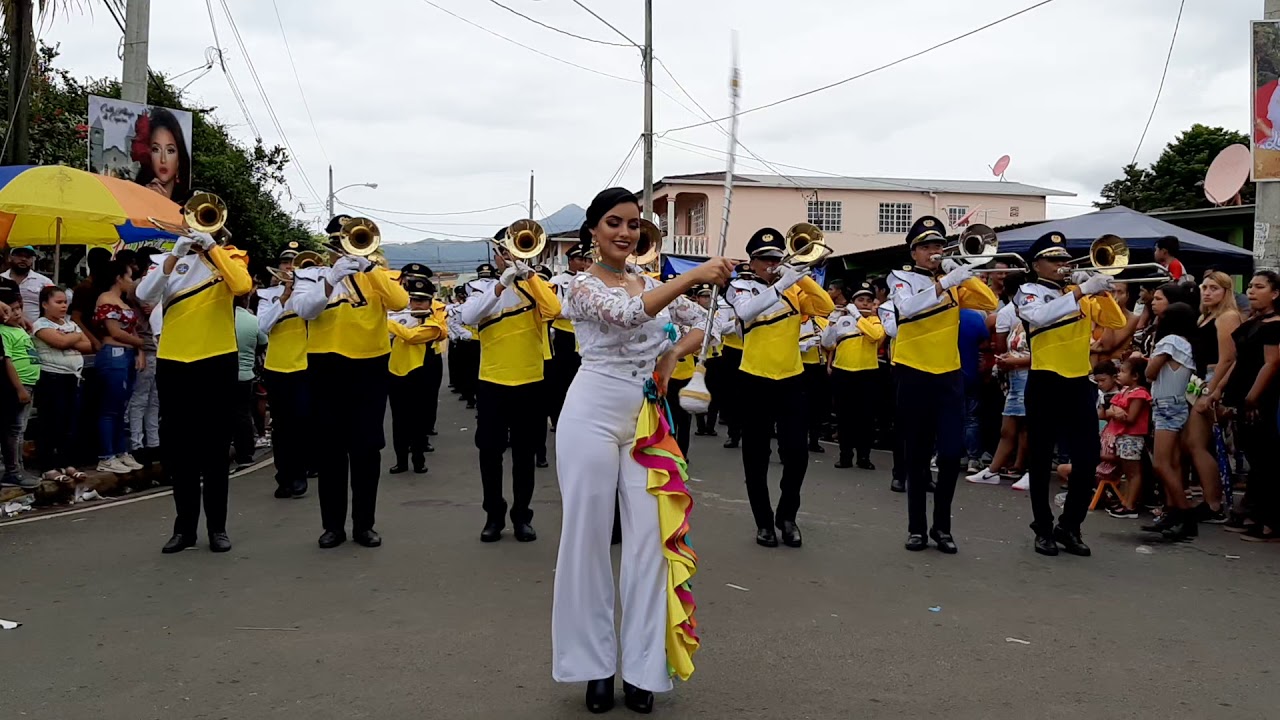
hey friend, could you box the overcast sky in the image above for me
[41,0,1258,244]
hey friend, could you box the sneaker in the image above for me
[1011,473,1030,491]
[966,468,1001,485]
[1107,506,1139,519]
[254,435,272,449]
[1194,503,1228,524]
[929,455,938,471]
[97,458,131,474]
[116,453,144,470]
[967,459,983,473]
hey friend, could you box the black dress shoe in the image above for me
[161,533,195,554]
[1140,512,1179,533]
[808,442,825,454]
[834,458,853,469]
[623,681,654,714]
[536,456,549,469]
[290,480,308,498]
[423,442,435,453]
[513,523,537,542]
[723,438,739,449]
[777,520,802,548]
[389,463,409,475]
[856,459,876,470]
[756,527,779,547]
[1160,510,1198,542]
[413,461,428,474]
[890,477,906,493]
[209,532,232,553]
[318,530,347,549]
[905,533,929,551]
[1034,534,1059,556]
[1053,525,1092,556]
[929,528,958,554]
[480,521,504,543]
[585,676,615,714]
[354,529,382,548]
[273,486,292,499]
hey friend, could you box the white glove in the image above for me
[1079,273,1115,296]
[774,264,810,291]
[1071,271,1093,286]
[171,237,195,258]
[514,261,534,280]
[328,256,362,284]
[941,258,962,274]
[499,266,520,288]
[939,263,975,290]
[189,231,217,251]
[349,255,373,273]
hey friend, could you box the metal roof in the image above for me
[657,172,1075,198]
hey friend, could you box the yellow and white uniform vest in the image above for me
[257,285,307,374]
[717,300,743,352]
[427,299,448,355]
[800,316,827,365]
[821,307,885,372]
[445,303,473,341]
[289,267,410,359]
[388,310,446,377]
[1015,278,1126,379]
[458,275,561,386]
[886,267,998,374]
[728,275,835,381]
[549,271,577,336]
[136,246,253,363]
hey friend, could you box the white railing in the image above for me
[668,235,709,256]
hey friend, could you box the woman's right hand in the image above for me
[690,257,735,287]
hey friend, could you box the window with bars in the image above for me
[878,203,913,234]
[806,200,843,232]
[946,206,969,228]
[1009,206,1021,218]
[688,200,706,236]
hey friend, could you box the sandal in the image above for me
[1240,526,1280,543]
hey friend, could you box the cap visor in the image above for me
[750,248,785,259]
[1035,249,1072,260]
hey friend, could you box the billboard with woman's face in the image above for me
[87,96,194,200]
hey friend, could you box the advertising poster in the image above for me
[87,95,194,200]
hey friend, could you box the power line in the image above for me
[483,0,630,47]
[418,0,640,85]
[336,201,492,239]
[271,0,330,164]
[338,200,528,217]
[568,0,639,47]
[659,0,1061,135]
[204,0,260,138]
[1131,0,1186,165]
[605,135,643,188]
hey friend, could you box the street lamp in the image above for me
[325,167,379,218]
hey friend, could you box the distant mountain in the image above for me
[379,204,586,273]
[539,204,586,235]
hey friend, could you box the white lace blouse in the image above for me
[564,270,712,386]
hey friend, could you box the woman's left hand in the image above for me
[135,352,147,372]
[654,351,678,395]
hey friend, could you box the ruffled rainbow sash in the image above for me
[632,377,700,681]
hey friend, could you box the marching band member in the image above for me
[728,228,835,549]
[289,216,409,550]
[459,241,561,543]
[552,187,731,713]
[535,263,556,469]
[822,281,885,470]
[387,276,445,475]
[701,283,741,440]
[453,266,493,410]
[136,231,253,554]
[799,313,829,453]
[887,216,998,554]
[258,248,310,500]
[1015,232,1126,557]
[548,240,593,428]
[446,285,473,406]
[400,263,444,444]
[664,274,699,458]
[270,242,299,286]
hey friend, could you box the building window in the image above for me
[688,200,706,236]
[1009,206,1020,218]
[947,206,969,228]
[878,202,913,234]
[806,199,843,232]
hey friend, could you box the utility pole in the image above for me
[3,0,34,165]
[1260,0,1280,270]
[528,170,535,220]
[327,165,335,219]
[121,0,150,104]
[641,0,654,217]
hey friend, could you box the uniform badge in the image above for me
[894,283,904,290]
[1024,294,1037,302]
[763,234,775,242]
[175,262,190,275]
[751,288,760,295]
[1051,234,1063,244]
[923,219,935,228]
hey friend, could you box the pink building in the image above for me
[653,173,1074,258]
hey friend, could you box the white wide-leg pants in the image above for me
[552,369,672,693]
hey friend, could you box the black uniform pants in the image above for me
[232,380,258,465]
[802,363,828,446]
[550,330,580,426]
[741,373,808,529]
[264,369,309,492]
[895,365,963,536]
[668,376,692,459]
[447,340,458,390]
[158,353,237,538]
[1025,370,1097,535]
[475,380,540,525]
[423,351,443,434]
[389,366,428,466]
[454,340,479,402]
[714,346,744,441]
[538,361,552,463]
[832,368,875,463]
[309,353,390,534]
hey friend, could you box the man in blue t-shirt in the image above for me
[958,308,990,472]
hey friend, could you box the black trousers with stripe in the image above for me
[710,346,743,441]
[159,353,237,538]
[423,351,443,434]
[475,380,541,525]
[453,339,479,402]
[550,329,581,426]
[264,369,309,492]
[309,353,389,534]
[895,365,963,536]
[802,362,829,446]
[831,368,876,464]
[740,373,808,529]
[1025,370,1097,536]
[389,366,429,466]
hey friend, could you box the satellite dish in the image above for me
[1204,144,1250,206]
[991,155,1011,179]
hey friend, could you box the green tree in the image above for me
[1096,125,1256,211]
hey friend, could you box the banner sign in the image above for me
[87,95,194,200]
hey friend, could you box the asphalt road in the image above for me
[4,388,1280,720]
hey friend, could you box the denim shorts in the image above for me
[1115,434,1145,461]
[1152,397,1189,432]
[1002,370,1027,417]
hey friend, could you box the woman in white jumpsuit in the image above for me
[552,187,733,714]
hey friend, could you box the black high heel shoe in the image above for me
[586,676,615,713]
[623,681,654,714]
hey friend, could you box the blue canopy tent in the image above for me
[662,255,826,286]
[995,206,1254,275]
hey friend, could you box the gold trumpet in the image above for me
[147,191,228,238]
[335,217,381,257]
[493,219,547,261]
[778,222,832,268]
[1064,234,1172,284]
[932,224,1028,272]
[292,250,327,270]
[630,219,663,267]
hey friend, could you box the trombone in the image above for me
[630,219,663,267]
[1063,235,1173,285]
[147,191,228,245]
[778,222,832,269]
[324,217,382,260]
[491,219,547,261]
[931,224,1028,272]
